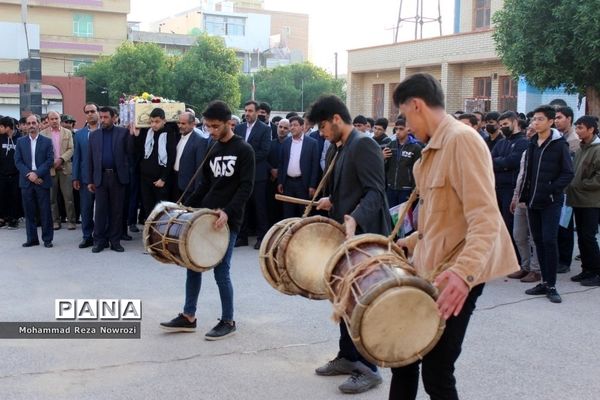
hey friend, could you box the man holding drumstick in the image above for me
[391,73,519,399]
[160,101,255,340]
[308,95,391,394]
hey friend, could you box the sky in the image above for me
[128,0,455,74]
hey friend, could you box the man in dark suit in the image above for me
[172,112,209,202]
[277,116,319,218]
[14,114,54,248]
[258,101,278,140]
[72,103,99,248]
[311,95,390,394]
[266,118,290,226]
[87,106,133,253]
[234,100,271,249]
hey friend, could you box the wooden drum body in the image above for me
[258,217,301,296]
[143,202,230,272]
[324,234,445,367]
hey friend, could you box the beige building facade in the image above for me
[0,0,129,117]
[347,0,517,120]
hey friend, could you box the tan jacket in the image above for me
[41,126,73,176]
[404,115,519,288]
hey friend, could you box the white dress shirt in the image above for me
[174,132,192,172]
[30,134,38,170]
[245,121,255,141]
[287,134,304,177]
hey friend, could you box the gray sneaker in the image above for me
[315,357,356,376]
[338,369,383,394]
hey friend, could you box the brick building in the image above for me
[347,0,583,121]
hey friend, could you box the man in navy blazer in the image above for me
[72,103,99,248]
[234,100,271,249]
[87,106,134,253]
[14,114,54,247]
[172,112,209,202]
[277,116,319,218]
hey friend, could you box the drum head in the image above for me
[279,216,345,300]
[184,212,230,271]
[350,276,445,368]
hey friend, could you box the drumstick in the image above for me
[275,194,313,206]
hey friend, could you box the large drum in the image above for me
[324,234,445,368]
[143,202,230,272]
[258,217,301,296]
[276,216,346,300]
[259,216,346,300]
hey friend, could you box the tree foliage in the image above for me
[238,62,346,111]
[493,0,600,109]
[76,35,241,112]
[77,42,175,105]
[171,34,241,113]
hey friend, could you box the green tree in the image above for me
[76,42,176,104]
[493,0,600,114]
[171,34,241,113]
[238,62,346,112]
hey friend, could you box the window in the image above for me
[498,76,518,112]
[73,14,93,38]
[372,84,384,119]
[72,59,92,72]
[473,0,491,30]
[204,15,245,36]
[474,77,492,99]
[389,82,400,120]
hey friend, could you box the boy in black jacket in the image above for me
[519,105,574,303]
[0,117,21,228]
[160,101,255,340]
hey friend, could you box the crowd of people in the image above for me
[1,73,599,398]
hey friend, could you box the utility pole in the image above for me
[334,52,338,80]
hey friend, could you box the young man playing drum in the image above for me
[160,101,255,340]
[308,95,391,394]
[392,73,519,399]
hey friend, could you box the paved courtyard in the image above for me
[0,226,599,399]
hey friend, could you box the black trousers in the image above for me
[22,184,53,244]
[573,207,600,275]
[557,215,574,267]
[93,171,125,246]
[389,283,484,400]
[140,175,169,220]
[266,178,283,227]
[0,175,21,222]
[239,179,268,241]
[338,321,377,371]
[282,177,309,219]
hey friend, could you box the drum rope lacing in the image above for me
[146,208,194,265]
[331,250,414,324]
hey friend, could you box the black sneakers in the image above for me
[580,275,600,287]
[526,283,562,303]
[525,283,548,295]
[159,313,197,332]
[571,271,595,282]
[546,287,562,303]
[205,319,236,341]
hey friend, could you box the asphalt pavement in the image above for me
[0,225,598,400]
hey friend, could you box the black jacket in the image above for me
[491,132,529,189]
[519,130,574,209]
[385,137,422,191]
[0,132,20,176]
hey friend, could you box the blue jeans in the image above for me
[528,201,562,287]
[184,230,237,321]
